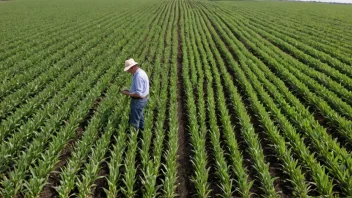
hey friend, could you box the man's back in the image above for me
[130,68,149,98]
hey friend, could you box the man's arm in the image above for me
[120,90,143,98]
[129,92,143,98]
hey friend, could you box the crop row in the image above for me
[0,1,178,197]
[1,0,351,197]
[198,1,351,196]
[177,0,352,197]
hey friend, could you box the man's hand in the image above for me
[120,90,130,96]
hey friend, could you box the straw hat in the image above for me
[124,58,138,71]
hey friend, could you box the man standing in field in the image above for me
[120,58,149,131]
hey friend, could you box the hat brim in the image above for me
[124,62,138,71]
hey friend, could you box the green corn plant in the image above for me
[105,115,128,198]
[194,4,278,197]
[214,7,352,195]
[121,128,139,198]
[186,2,235,197]
[162,3,180,195]
[191,5,253,196]
[182,7,212,197]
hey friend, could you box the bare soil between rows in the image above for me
[175,3,193,198]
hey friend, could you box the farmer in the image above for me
[120,58,149,131]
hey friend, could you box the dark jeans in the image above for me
[128,98,148,130]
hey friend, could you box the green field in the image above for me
[1,0,352,197]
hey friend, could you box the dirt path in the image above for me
[175,2,192,197]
